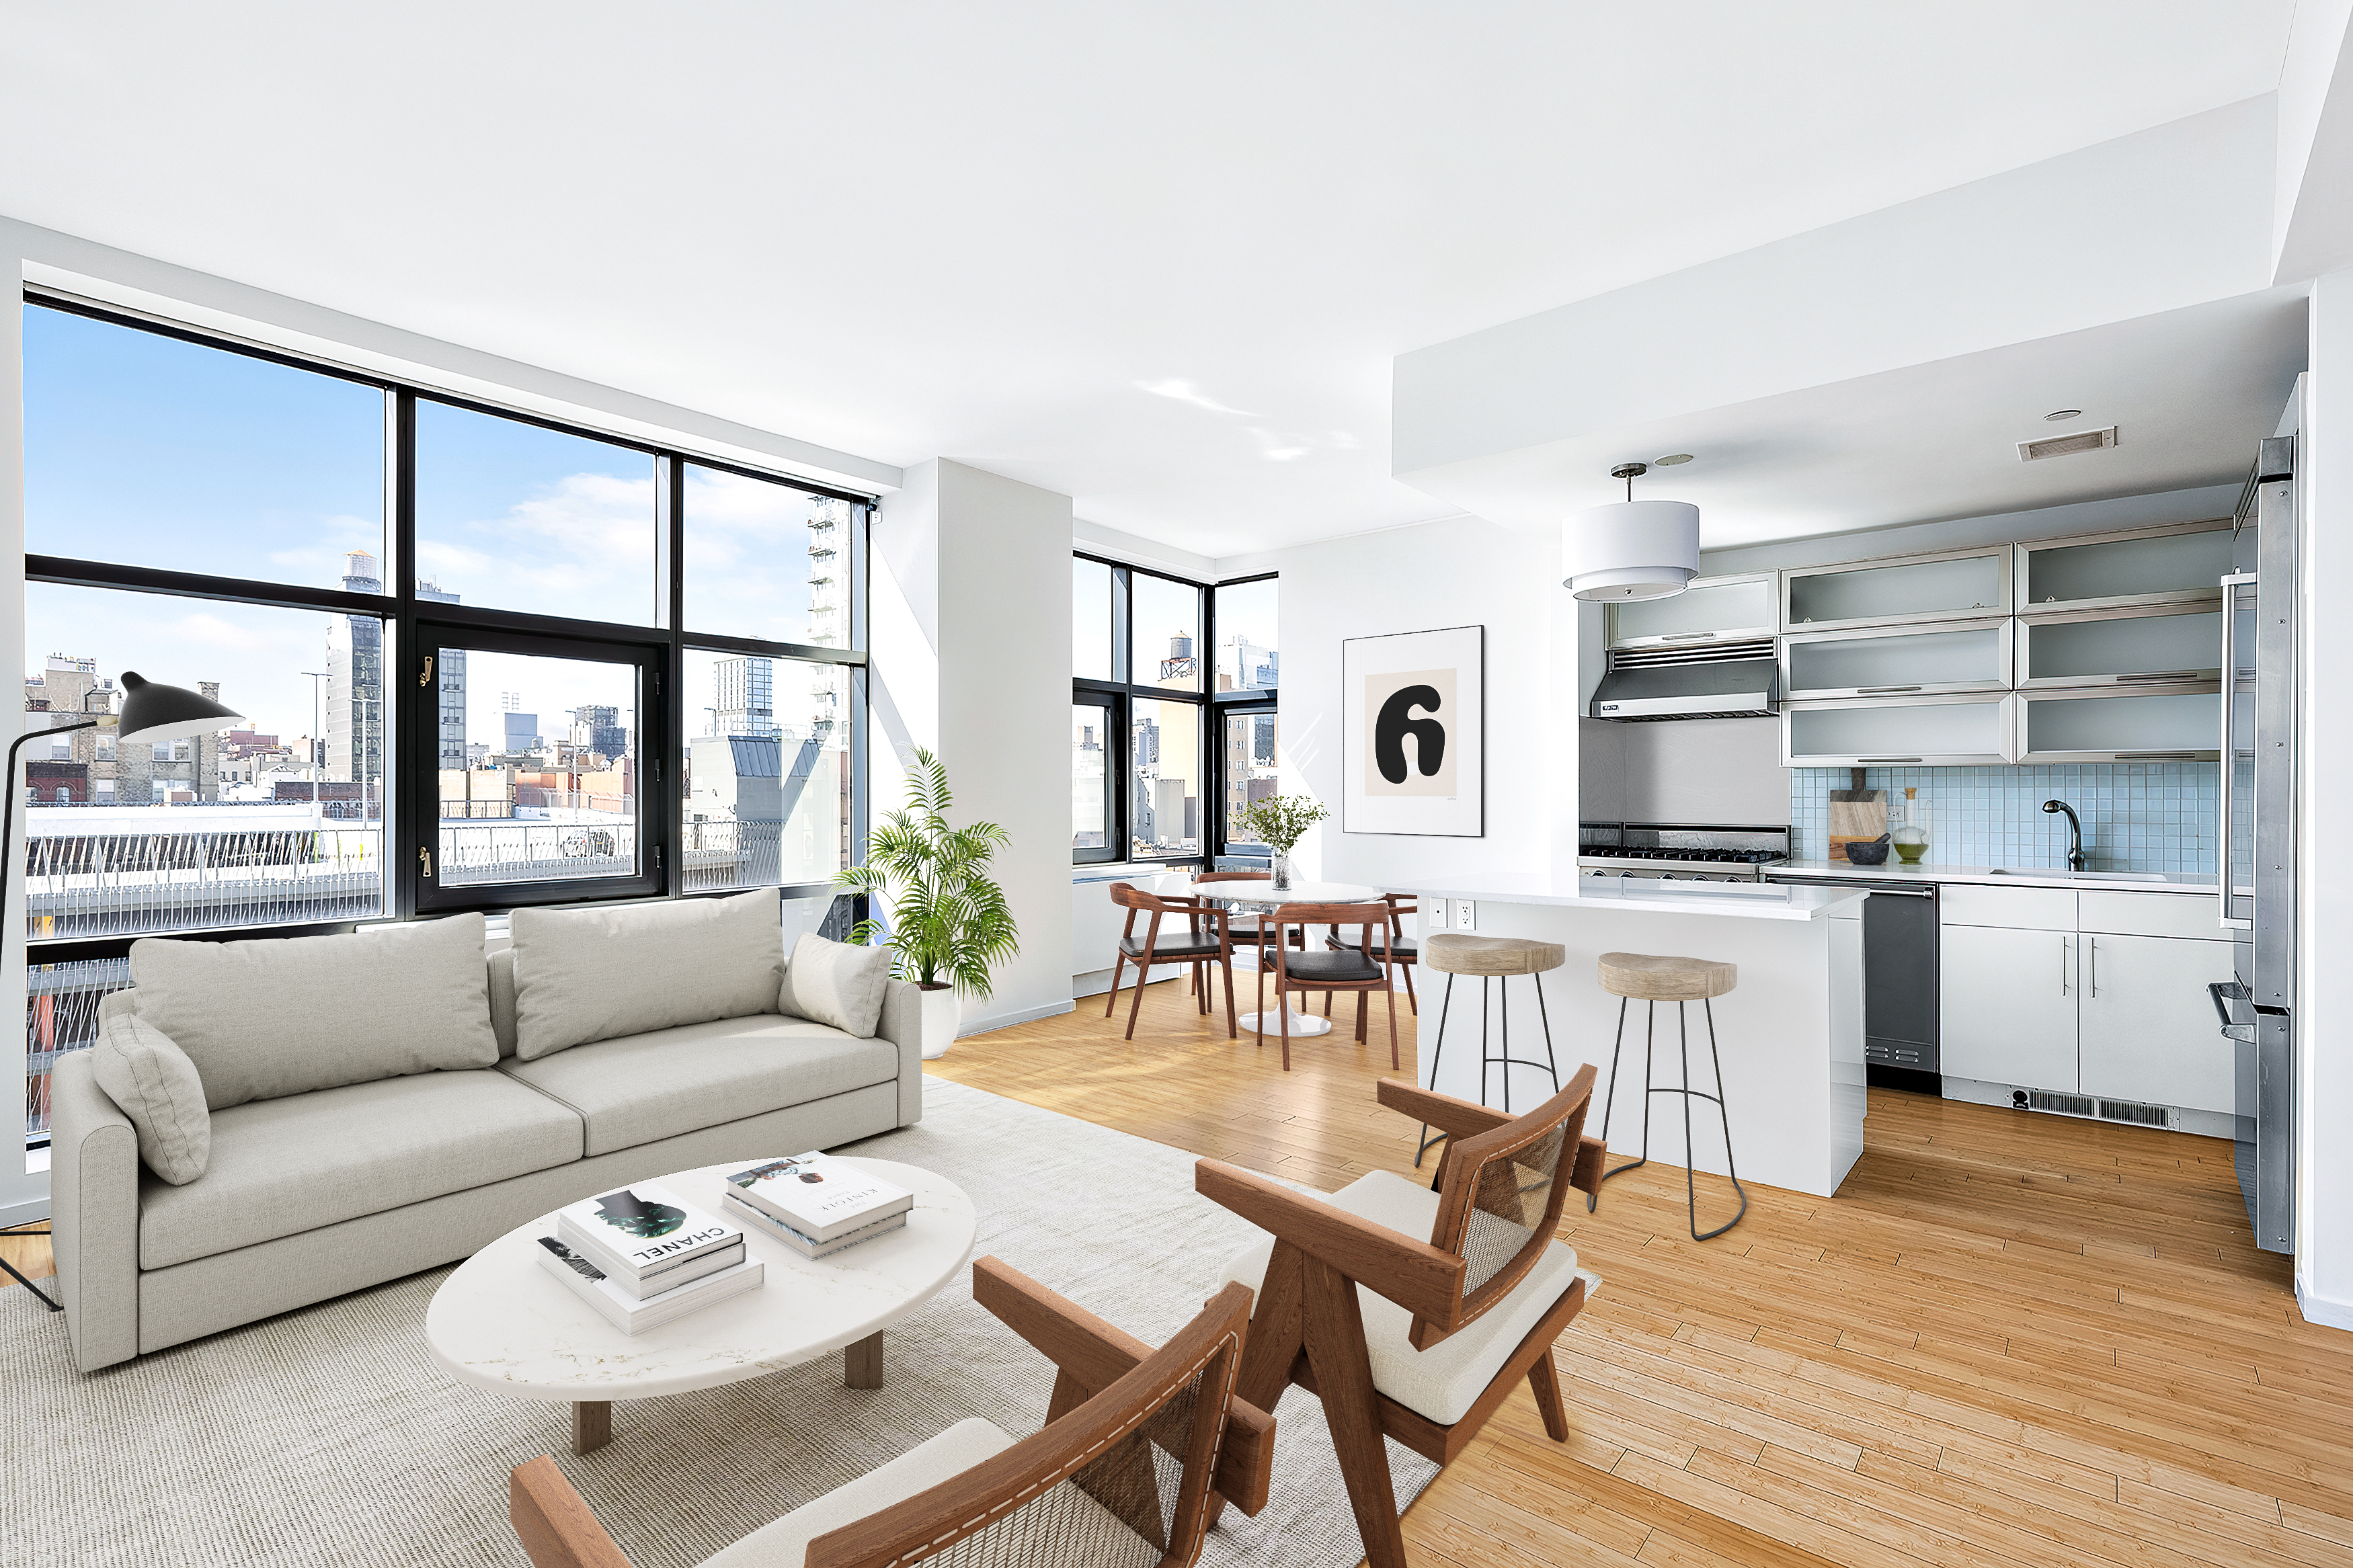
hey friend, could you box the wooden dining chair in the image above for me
[510,1258,1275,1568]
[1263,901,1399,1071]
[1322,893,1420,1015]
[1104,880,1236,1040]
[1194,1071,1605,1568]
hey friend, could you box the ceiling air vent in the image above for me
[2019,426,2118,462]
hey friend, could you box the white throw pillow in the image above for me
[778,932,895,1038]
[130,914,498,1110]
[510,891,785,1061]
[89,1007,211,1186]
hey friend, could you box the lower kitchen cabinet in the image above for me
[1940,923,2076,1089]
[2078,933,2237,1114]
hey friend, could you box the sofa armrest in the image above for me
[874,977,924,1127]
[50,1049,142,1372]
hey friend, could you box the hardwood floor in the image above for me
[934,975,2353,1568]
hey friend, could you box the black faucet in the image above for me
[2042,799,2087,870]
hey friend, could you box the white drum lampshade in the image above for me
[1563,497,1701,602]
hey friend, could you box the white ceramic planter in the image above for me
[918,985,963,1060]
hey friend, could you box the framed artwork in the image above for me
[1341,624,1484,837]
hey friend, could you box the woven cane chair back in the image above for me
[1414,1066,1596,1349]
[806,1285,1251,1568]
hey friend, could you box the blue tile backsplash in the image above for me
[1790,764,2217,874]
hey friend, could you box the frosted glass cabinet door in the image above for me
[1782,693,2013,766]
[2016,520,2233,614]
[1606,575,1776,649]
[1782,547,2009,632]
[1781,618,2009,701]
[2013,605,2223,688]
[2017,684,2221,762]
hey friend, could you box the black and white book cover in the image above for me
[554,1182,745,1280]
[725,1153,913,1243]
[721,1190,907,1259]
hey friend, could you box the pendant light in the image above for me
[1562,461,1700,602]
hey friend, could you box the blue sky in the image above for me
[24,304,824,747]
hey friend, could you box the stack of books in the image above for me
[534,1182,764,1335]
[723,1153,914,1258]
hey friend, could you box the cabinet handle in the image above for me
[1857,757,1923,763]
[2061,936,2069,996]
[2116,671,2198,682]
[2088,936,2097,999]
[1858,686,1923,694]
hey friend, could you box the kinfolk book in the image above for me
[534,1237,764,1335]
[725,1153,914,1243]
[555,1182,745,1282]
[721,1190,907,1260]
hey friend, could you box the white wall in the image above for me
[2276,1,2353,284]
[874,460,1076,1035]
[1,259,32,1224]
[2297,269,2353,1327]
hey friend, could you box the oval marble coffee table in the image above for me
[426,1157,976,1454]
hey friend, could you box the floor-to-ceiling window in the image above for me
[19,293,871,1151]
[1070,556,1275,867]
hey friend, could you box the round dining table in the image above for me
[1181,876,1383,1038]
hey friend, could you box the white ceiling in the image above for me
[0,4,2298,556]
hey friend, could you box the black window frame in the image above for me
[1071,556,1275,869]
[21,288,874,966]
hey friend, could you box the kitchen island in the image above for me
[1380,873,1870,1198]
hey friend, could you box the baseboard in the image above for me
[959,998,1076,1036]
[0,1193,52,1229]
[2296,1283,2353,1333]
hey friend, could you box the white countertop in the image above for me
[1767,860,2219,894]
[1380,871,1866,921]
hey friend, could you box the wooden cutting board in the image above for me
[1828,769,1886,858]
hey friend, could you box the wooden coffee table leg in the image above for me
[573,1401,612,1455]
[844,1331,883,1389]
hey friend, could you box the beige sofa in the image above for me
[51,898,922,1373]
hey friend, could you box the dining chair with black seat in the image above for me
[1321,893,1420,1016]
[1104,880,1236,1040]
[509,1257,1276,1568]
[1262,901,1400,1071]
[1193,1072,1605,1568]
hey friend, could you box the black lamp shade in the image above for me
[116,671,244,745]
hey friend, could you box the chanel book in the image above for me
[555,1182,746,1283]
[535,1236,764,1335]
[725,1154,912,1243]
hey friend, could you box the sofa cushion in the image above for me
[778,932,893,1038]
[1212,1168,1596,1427]
[130,914,497,1110]
[89,1007,210,1186]
[510,891,784,1061]
[497,1013,898,1157]
[138,1069,582,1269]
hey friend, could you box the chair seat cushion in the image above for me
[1213,1169,1598,1427]
[1328,935,1417,960]
[1275,950,1383,984]
[138,1069,582,1268]
[497,1013,900,1157]
[1119,932,1225,960]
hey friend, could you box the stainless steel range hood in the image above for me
[1590,638,1778,722]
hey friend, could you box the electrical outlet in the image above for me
[1454,900,1476,931]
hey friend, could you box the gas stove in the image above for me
[1576,823,1790,882]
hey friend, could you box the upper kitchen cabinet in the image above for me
[2016,683,2221,764]
[2015,519,2233,616]
[1605,573,1776,649]
[1782,691,2014,767]
[1781,617,2009,702]
[1780,546,2010,633]
[2013,604,2223,689]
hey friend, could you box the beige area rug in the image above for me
[3,1076,1437,1567]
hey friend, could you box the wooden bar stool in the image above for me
[1590,950,1747,1241]
[1414,934,1566,1166]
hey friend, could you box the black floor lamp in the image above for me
[3,671,243,1311]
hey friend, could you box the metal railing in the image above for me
[436,820,638,886]
[24,828,387,939]
[24,958,131,1145]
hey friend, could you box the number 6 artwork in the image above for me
[1343,625,1484,837]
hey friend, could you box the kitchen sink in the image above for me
[1988,868,2169,883]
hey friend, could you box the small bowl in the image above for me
[1843,841,1890,866]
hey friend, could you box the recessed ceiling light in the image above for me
[2044,409,2083,422]
[1654,453,1693,466]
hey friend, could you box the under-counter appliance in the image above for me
[1769,872,1940,1089]
[2216,431,2297,1254]
[1577,823,1788,882]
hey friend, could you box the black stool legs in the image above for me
[1590,995,1749,1240]
[1414,969,1562,1168]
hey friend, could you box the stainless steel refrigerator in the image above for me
[2217,431,2297,1253]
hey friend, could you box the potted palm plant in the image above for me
[837,747,1020,1059]
[1235,792,1330,889]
